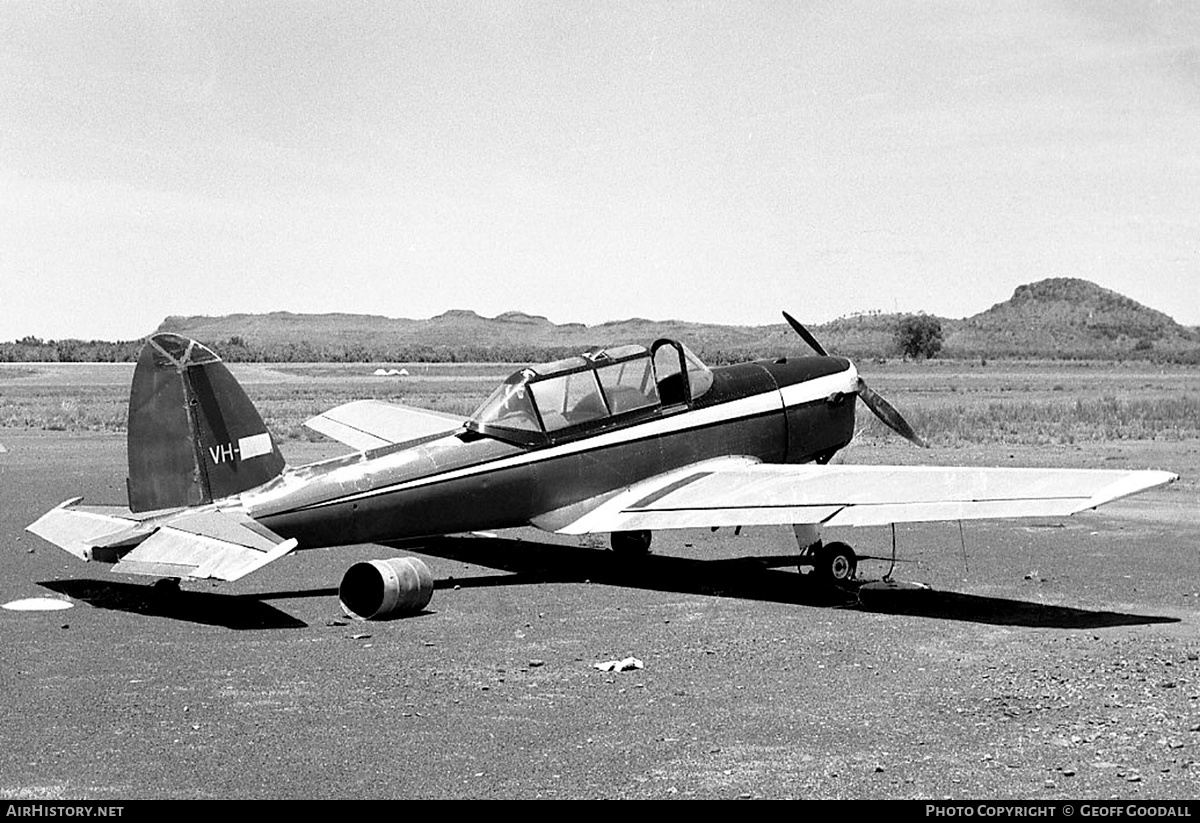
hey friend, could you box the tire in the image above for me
[611,530,653,556]
[815,541,857,585]
[152,577,181,594]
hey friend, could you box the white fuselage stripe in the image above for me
[278,364,859,511]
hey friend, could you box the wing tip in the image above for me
[1076,469,1180,512]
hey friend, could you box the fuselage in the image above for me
[231,356,861,550]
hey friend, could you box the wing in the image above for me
[533,457,1179,534]
[305,399,464,451]
[27,501,297,582]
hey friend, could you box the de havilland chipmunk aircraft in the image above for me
[27,317,1178,619]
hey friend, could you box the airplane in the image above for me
[27,318,1178,619]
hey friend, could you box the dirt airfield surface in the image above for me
[1,432,1197,800]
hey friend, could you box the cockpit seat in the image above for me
[657,374,687,406]
[605,385,654,414]
[567,393,607,424]
[540,410,569,431]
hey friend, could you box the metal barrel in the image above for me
[339,557,434,619]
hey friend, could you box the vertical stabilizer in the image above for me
[127,334,285,513]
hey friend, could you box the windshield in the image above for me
[470,369,541,435]
[681,343,714,399]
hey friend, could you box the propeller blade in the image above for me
[856,377,928,449]
[781,311,828,357]
[782,309,927,448]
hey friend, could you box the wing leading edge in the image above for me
[536,458,1179,535]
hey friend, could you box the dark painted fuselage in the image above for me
[236,356,859,549]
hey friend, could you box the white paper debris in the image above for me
[594,656,644,672]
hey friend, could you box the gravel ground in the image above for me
[1,431,1196,799]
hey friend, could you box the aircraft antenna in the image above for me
[884,523,898,582]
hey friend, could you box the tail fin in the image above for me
[127,333,285,513]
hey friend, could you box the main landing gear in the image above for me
[793,524,857,586]
[611,529,653,557]
[807,541,858,585]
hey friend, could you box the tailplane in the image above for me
[127,333,285,512]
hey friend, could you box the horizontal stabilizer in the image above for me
[26,498,147,560]
[112,509,298,582]
[540,461,1179,534]
[27,498,298,582]
[305,400,464,451]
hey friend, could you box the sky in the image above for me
[2,1,1199,341]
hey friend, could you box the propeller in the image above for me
[853,376,928,448]
[782,311,928,449]
[782,311,827,357]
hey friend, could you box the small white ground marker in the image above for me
[2,597,74,612]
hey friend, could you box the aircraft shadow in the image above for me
[398,535,1179,630]
[855,586,1178,629]
[40,537,1178,631]
[40,579,308,630]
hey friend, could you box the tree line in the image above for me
[6,316,1198,363]
[0,335,609,364]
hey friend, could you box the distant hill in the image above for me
[154,310,787,364]
[4,278,1196,363]
[152,278,1197,363]
[944,278,1197,359]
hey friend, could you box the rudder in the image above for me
[127,333,285,513]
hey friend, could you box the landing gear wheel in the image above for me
[611,530,652,557]
[149,577,182,607]
[152,577,181,594]
[814,541,857,585]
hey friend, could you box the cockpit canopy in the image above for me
[467,340,714,446]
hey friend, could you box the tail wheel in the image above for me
[151,578,181,596]
[815,541,857,585]
[611,530,652,556]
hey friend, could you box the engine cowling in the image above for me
[338,557,434,620]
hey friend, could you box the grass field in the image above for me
[2,359,1199,446]
[852,361,1200,447]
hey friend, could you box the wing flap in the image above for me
[547,463,1179,534]
[559,505,845,533]
[305,400,464,451]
